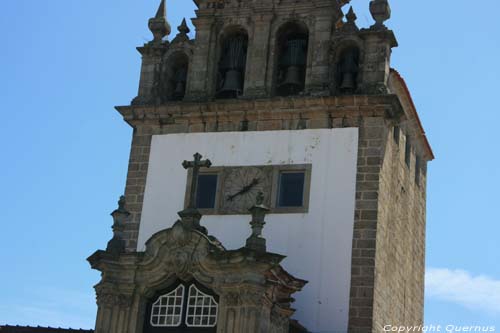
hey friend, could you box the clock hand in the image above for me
[227,178,260,202]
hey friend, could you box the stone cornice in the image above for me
[116,95,403,124]
[115,94,434,160]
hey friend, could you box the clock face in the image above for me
[221,167,272,214]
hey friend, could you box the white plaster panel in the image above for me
[138,129,359,333]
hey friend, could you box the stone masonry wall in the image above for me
[348,116,388,332]
[347,117,428,332]
[371,126,427,332]
[123,127,152,251]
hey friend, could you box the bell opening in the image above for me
[216,28,248,100]
[337,46,360,95]
[165,52,189,102]
[275,22,309,97]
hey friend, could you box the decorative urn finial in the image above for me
[246,192,270,252]
[369,0,391,30]
[107,195,131,255]
[148,0,171,44]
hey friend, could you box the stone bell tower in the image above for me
[89,0,434,332]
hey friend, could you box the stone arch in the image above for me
[214,25,249,99]
[273,20,310,97]
[163,51,190,101]
[331,38,364,95]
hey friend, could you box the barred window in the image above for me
[185,285,218,327]
[150,285,185,327]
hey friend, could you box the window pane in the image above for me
[278,172,305,207]
[196,174,218,209]
[150,285,185,327]
[185,285,218,327]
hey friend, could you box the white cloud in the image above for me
[426,268,500,315]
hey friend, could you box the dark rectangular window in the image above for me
[393,126,400,144]
[196,174,218,209]
[405,138,411,167]
[278,172,305,207]
[415,156,421,185]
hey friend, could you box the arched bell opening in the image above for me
[143,279,219,333]
[274,21,309,97]
[165,52,189,101]
[335,46,360,95]
[216,27,249,100]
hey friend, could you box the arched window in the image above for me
[144,282,218,333]
[150,285,185,327]
[336,46,360,94]
[216,27,248,99]
[164,52,189,101]
[275,22,309,97]
[185,285,218,327]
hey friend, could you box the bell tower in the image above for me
[89,0,434,332]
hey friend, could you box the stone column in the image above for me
[217,289,273,333]
[359,29,397,94]
[123,125,154,252]
[306,14,333,95]
[95,293,134,333]
[186,17,215,100]
[243,14,273,98]
[134,46,167,105]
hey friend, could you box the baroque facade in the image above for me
[88,0,433,332]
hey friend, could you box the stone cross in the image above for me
[183,153,212,209]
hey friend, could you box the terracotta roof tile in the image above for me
[0,326,93,333]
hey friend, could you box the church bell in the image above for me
[281,65,302,88]
[173,67,187,99]
[339,48,359,93]
[217,35,247,98]
[340,72,356,91]
[219,69,243,96]
[278,39,307,94]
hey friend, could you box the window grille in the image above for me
[185,285,218,327]
[150,285,185,327]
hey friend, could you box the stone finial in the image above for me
[346,6,357,23]
[340,6,359,33]
[178,18,190,35]
[246,192,270,252]
[148,0,171,44]
[369,0,391,30]
[107,196,131,254]
[117,195,127,213]
[172,18,191,44]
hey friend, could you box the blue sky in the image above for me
[1,0,499,330]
